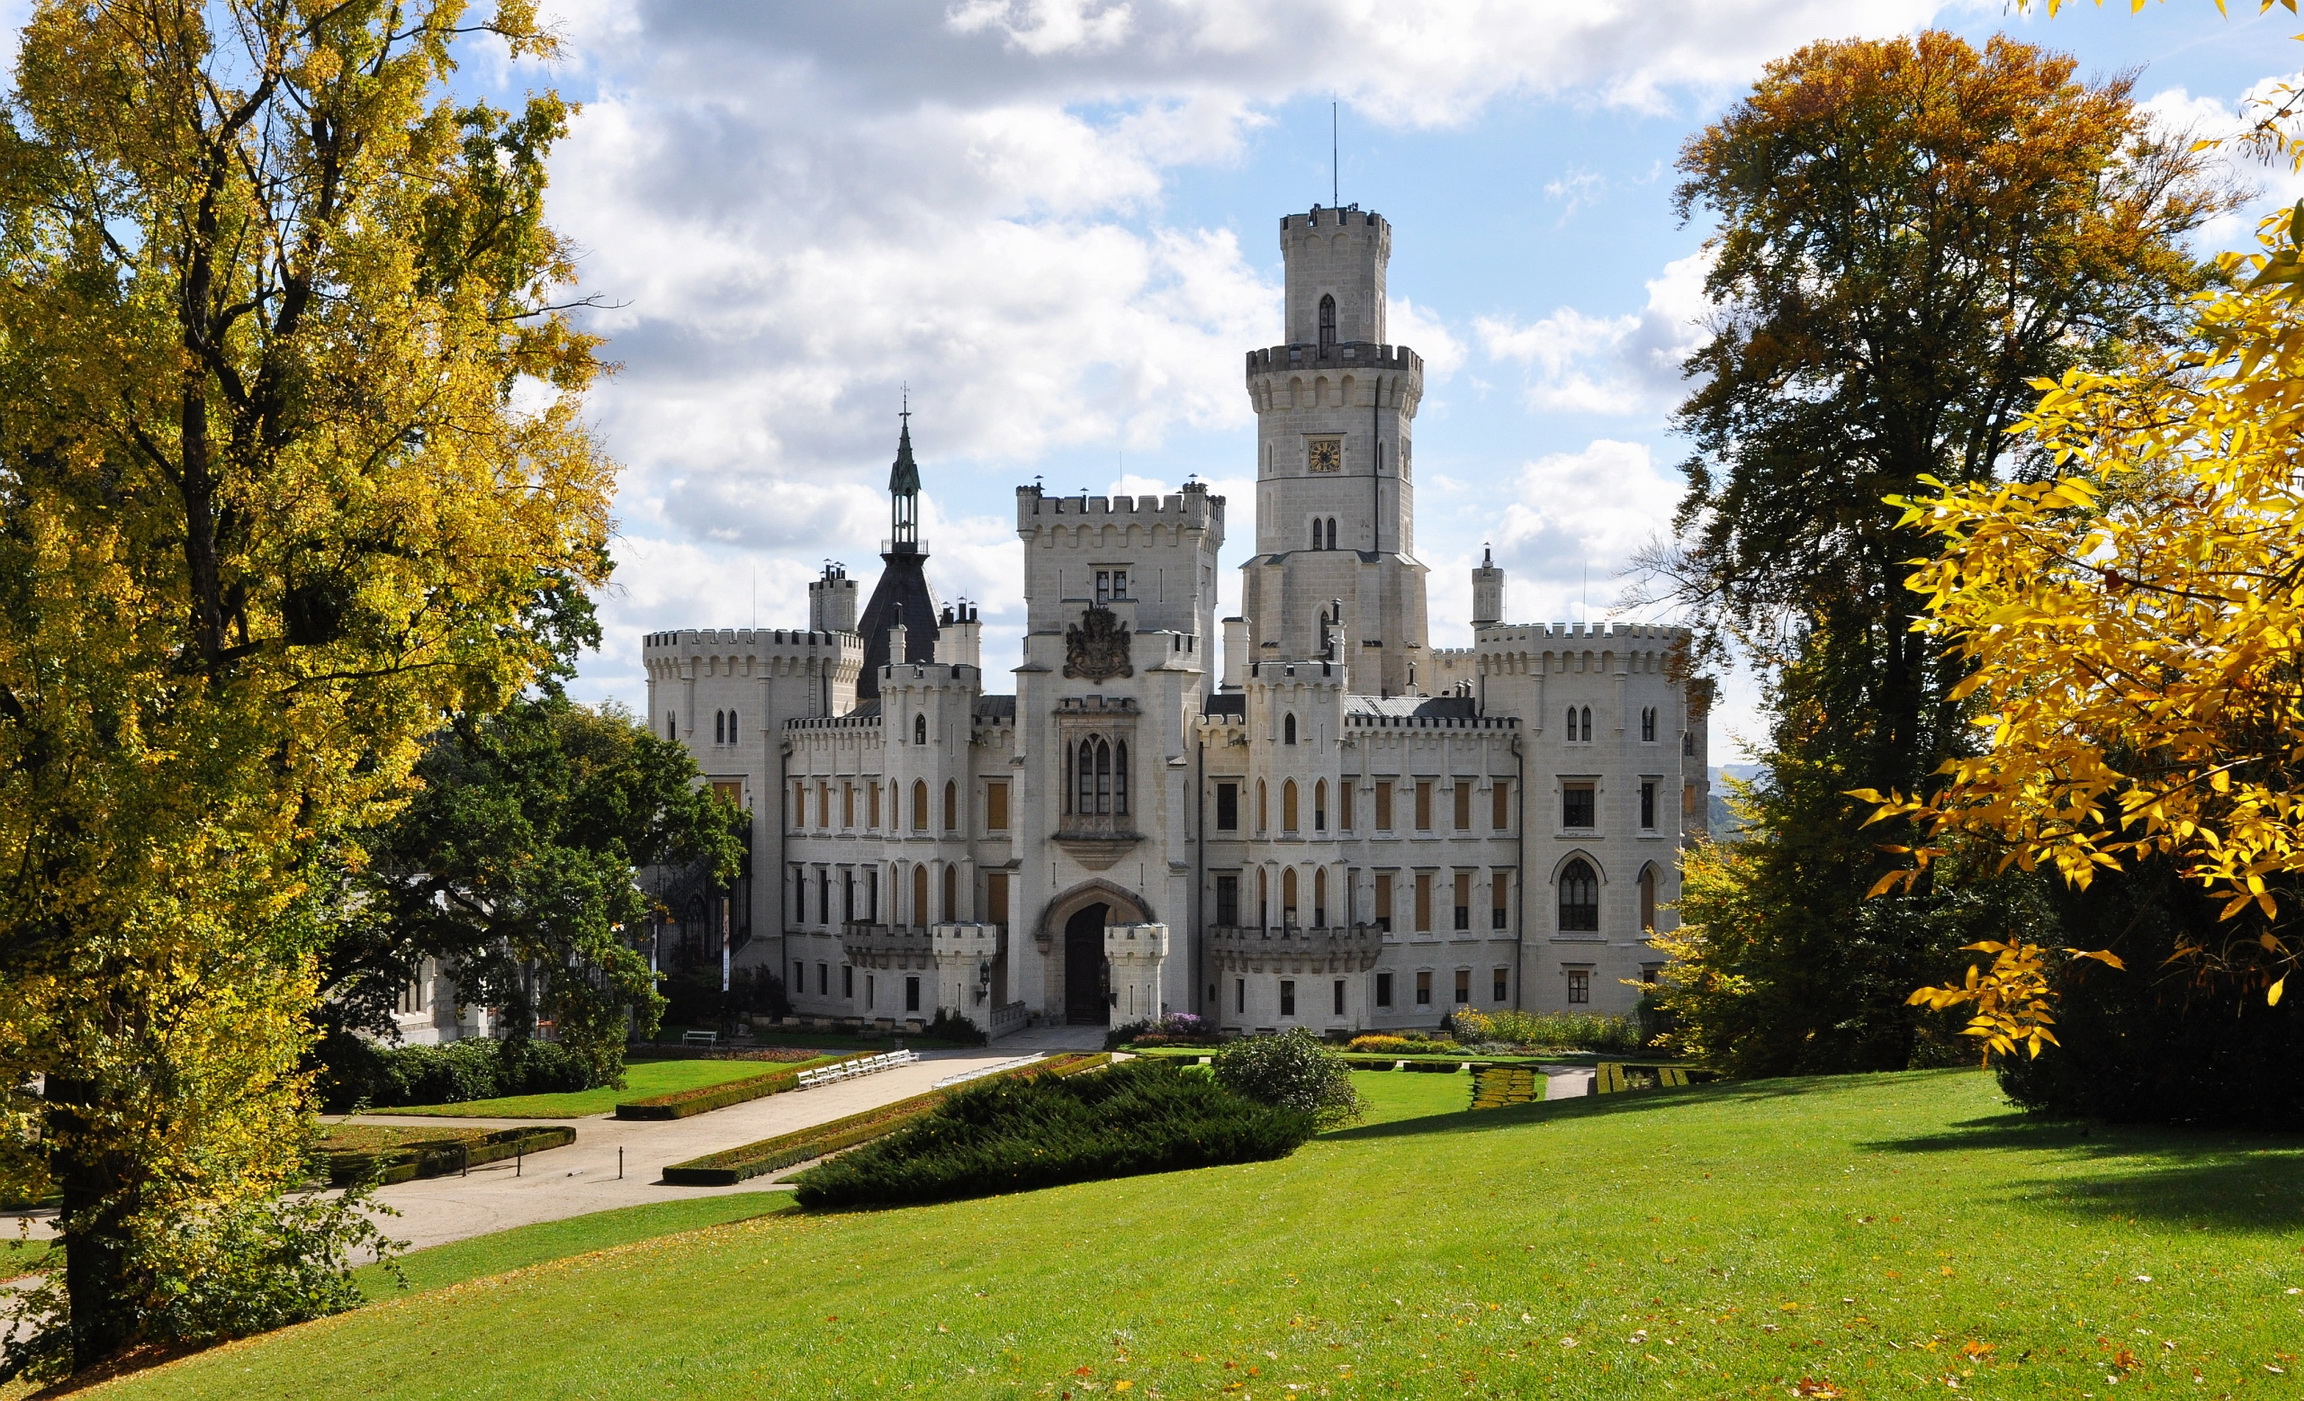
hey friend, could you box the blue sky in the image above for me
[472,1,2303,756]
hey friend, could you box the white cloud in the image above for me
[2138,73,2304,253]
[1476,250,1712,415]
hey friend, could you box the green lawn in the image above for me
[0,1234,49,1285]
[366,1056,834,1118]
[104,1069,2304,1398]
[1350,1066,1480,1125]
[359,1193,795,1298]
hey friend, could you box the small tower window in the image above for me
[1284,713,1298,745]
[914,713,927,745]
[727,710,738,744]
[667,713,677,741]
[1310,519,1322,551]
[1641,706,1657,742]
[1318,293,1336,352]
[714,710,724,744]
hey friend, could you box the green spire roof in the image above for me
[889,413,920,496]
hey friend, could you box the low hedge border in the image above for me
[323,1124,575,1187]
[612,1053,862,1120]
[663,1052,1109,1186]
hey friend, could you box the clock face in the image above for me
[1307,438,1341,473]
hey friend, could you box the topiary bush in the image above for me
[791,1058,1311,1209]
[314,1034,597,1112]
[1210,1028,1364,1129]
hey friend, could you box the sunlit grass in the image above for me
[367,1055,836,1118]
[106,1070,2304,1398]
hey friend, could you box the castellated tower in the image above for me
[1239,205,1429,697]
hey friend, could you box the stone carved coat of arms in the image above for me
[1063,607,1133,682]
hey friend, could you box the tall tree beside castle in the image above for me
[1651,31,2229,1073]
[0,0,613,1378]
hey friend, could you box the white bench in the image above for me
[680,1030,718,1049]
[931,1054,1044,1089]
[796,1049,917,1089]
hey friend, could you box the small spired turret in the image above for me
[1472,546,1505,628]
[855,404,943,700]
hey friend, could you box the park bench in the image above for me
[796,1049,917,1089]
[680,1030,718,1049]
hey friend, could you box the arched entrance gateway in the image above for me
[1041,881,1153,1026]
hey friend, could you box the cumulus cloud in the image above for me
[2137,72,2304,253]
[1475,251,1712,415]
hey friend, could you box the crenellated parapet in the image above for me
[1015,482,1224,537]
[641,627,864,684]
[1208,924,1385,975]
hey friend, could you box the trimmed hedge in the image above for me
[1470,1065,1542,1110]
[321,1125,575,1187]
[612,1053,862,1121]
[318,1034,595,1113]
[791,1058,1313,1209]
[662,1053,1109,1186]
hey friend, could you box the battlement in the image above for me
[1247,659,1344,684]
[786,711,883,732]
[1344,711,1518,732]
[1473,622,1689,647]
[1244,342,1421,377]
[642,628,862,654]
[1280,205,1385,234]
[1015,482,1222,532]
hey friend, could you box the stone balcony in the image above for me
[839,923,931,970]
[1207,923,1385,975]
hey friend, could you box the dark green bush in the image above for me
[927,1009,987,1045]
[1210,1028,1365,1128]
[791,1059,1311,1209]
[315,1034,597,1112]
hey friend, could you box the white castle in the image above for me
[642,204,1712,1038]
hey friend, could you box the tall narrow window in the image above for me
[1282,868,1299,923]
[1280,980,1296,1016]
[1284,713,1298,745]
[1375,780,1393,831]
[942,864,957,922]
[1414,872,1433,931]
[1374,872,1393,932]
[792,781,806,827]
[843,784,855,828]
[1283,780,1299,833]
[1453,780,1472,831]
[1215,874,1239,926]
[868,782,881,829]
[1492,872,1510,930]
[912,864,929,929]
[1314,780,1327,832]
[727,710,738,744]
[1257,779,1269,832]
[985,780,1009,831]
[943,779,958,831]
[1334,979,1346,1017]
[912,780,928,831]
[1454,968,1471,1005]
[714,710,724,744]
[1326,517,1338,549]
[1641,706,1657,742]
[1415,780,1433,832]
[1416,970,1432,1006]
[1339,780,1355,831]
[1566,705,1580,741]
[1376,971,1394,1007]
[988,872,1009,929]
[1493,967,1509,1002]
[1310,519,1323,551]
[1558,859,1600,932]
[1640,864,1658,933]
[1640,779,1658,831]
[1582,705,1593,740]
[1216,781,1239,831]
[667,713,677,741]
[914,712,927,745]
[1313,867,1328,925]
[1114,741,1129,816]
[817,781,829,830]
[1257,867,1269,927]
[1491,778,1511,831]
[1095,737,1112,814]
[1318,293,1336,351]
[1453,871,1471,931]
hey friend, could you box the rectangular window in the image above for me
[987,872,1009,930]
[868,782,881,828]
[1373,873,1393,932]
[1640,779,1657,831]
[818,782,830,830]
[792,866,806,922]
[816,870,829,925]
[1492,872,1510,930]
[1453,781,1472,831]
[1453,872,1472,931]
[792,781,806,828]
[1491,779,1511,831]
[840,783,853,828]
[1376,972,1394,1008]
[1454,968,1471,1005]
[1339,780,1355,831]
[1415,970,1433,1006]
[1216,781,1239,831]
[866,973,876,1008]
[1493,967,1509,1002]
[905,976,921,1013]
[713,779,744,807]
[1236,978,1246,1013]
[793,959,804,992]
[1414,872,1433,932]
[1215,874,1239,927]
[817,962,829,996]
[1333,979,1346,1017]
[1375,780,1393,831]
[1096,568,1129,602]
[1562,783,1596,829]
[986,780,1010,832]
[843,965,854,999]
[1567,969,1591,1004]
[1280,980,1296,1017]
[1415,781,1433,832]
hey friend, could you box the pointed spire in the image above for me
[890,388,920,496]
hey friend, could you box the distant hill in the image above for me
[1707,764,1767,840]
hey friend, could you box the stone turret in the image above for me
[1472,546,1504,628]
[809,561,858,633]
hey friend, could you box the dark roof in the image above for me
[1202,693,1246,718]
[841,699,882,720]
[854,549,941,699]
[974,695,1017,722]
[1344,695,1478,719]
[889,417,920,496]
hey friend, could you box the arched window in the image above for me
[667,713,677,741]
[1257,867,1270,927]
[1639,864,1658,933]
[1581,705,1593,740]
[1257,779,1269,832]
[1282,867,1299,923]
[1313,867,1328,925]
[1284,713,1298,745]
[1311,519,1323,550]
[943,780,957,831]
[1565,706,1579,741]
[942,863,957,922]
[913,713,927,745]
[912,864,929,929]
[1282,780,1300,832]
[912,780,928,831]
[1326,517,1338,550]
[1558,859,1600,932]
[1640,706,1657,742]
[1314,780,1327,832]
[714,710,724,744]
[1318,293,1336,352]
[727,709,738,743]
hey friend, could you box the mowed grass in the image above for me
[1351,1066,1479,1126]
[358,1193,796,1299]
[105,1069,2304,1399]
[365,1055,835,1118]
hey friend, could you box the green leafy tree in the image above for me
[334,695,746,1086]
[1210,1029,1364,1129]
[0,0,611,1378]
[1649,30,2226,1073]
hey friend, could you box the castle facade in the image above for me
[642,205,1710,1038]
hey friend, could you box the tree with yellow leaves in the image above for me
[0,0,613,1379]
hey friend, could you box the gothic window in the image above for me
[1639,864,1659,932]
[728,710,738,744]
[667,712,677,741]
[714,710,724,744]
[912,864,928,929]
[1313,867,1328,925]
[1314,780,1327,832]
[1641,706,1657,742]
[1310,519,1322,551]
[913,713,927,745]
[1284,713,1298,745]
[1319,293,1336,351]
[1257,779,1268,832]
[1582,705,1593,739]
[912,780,928,831]
[1683,730,1695,756]
[942,864,957,922]
[1326,517,1338,550]
[1069,736,1128,817]
[943,779,958,831]
[1282,780,1299,833]
[1558,859,1600,932]
[1282,867,1299,922]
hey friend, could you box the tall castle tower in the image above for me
[1238,205,1428,696]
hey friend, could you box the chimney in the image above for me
[937,602,982,669]
[1222,616,1248,689]
[1471,546,1504,628]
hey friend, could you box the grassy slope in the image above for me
[369,1056,834,1118]
[108,1070,2304,1399]
[1352,1066,1478,1125]
[358,1194,796,1299]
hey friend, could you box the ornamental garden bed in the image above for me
[316,1123,575,1186]
[662,1053,1109,1186]
[612,1052,860,1120]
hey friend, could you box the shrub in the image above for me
[1210,1028,1364,1129]
[791,1059,1312,1209]
[314,1034,597,1112]
[1347,1034,1461,1055]
[1449,1008,1647,1055]
[927,1009,988,1046]
[1107,1012,1221,1050]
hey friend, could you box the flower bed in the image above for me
[660,1053,1108,1186]
[612,1053,857,1120]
